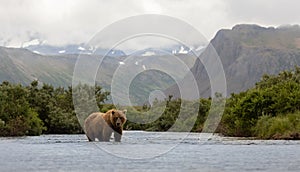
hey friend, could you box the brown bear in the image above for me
[84,109,127,142]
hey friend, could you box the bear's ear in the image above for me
[123,109,127,114]
[111,110,115,115]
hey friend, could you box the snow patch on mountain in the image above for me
[33,50,40,54]
[178,46,188,54]
[22,39,40,48]
[59,50,66,54]
[142,51,156,56]
[78,46,85,51]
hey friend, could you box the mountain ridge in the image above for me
[2,24,300,103]
[166,24,300,98]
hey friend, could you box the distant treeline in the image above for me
[0,66,300,139]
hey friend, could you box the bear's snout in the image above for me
[116,118,122,127]
[116,121,121,127]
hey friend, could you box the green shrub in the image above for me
[0,81,110,136]
[26,109,46,136]
[0,82,45,136]
[220,67,300,138]
[255,112,300,139]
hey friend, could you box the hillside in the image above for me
[0,47,74,87]
[0,47,193,105]
[167,24,300,98]
[3,24,300,102]
[0,47,125,88]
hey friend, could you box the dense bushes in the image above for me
[219,67,300,138]
[255,112,300,139]
[124,96,211,132]
[0,82,45,136]
[0,81,109,136]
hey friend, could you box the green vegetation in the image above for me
[124,96,211,132]
[0,66,299,139]
[255,112,300,139]
[219,66,300,139]
[0,81,109,136]
[0,81,44,136]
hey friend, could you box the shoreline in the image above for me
[1,131,299,141]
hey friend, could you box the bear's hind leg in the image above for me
[87,136,93,142]
[102,128,113,142]
[96,132,104,142]
[86,133,95,142]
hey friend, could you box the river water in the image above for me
[0,131,299,172]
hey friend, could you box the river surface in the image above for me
[0,131,300,172]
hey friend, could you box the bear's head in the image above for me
[109,109,127,128]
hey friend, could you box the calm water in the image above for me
[0,131,300,172]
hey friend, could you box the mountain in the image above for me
[0,47,74,87]
[3,24,300,103]
[22,40,126,57]
[167,24,300,98]
[0,46,195,105]
[0,46,126,87]
[21,39,205,58]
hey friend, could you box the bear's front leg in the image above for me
[114,129,122,142]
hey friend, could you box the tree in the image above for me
[0,81,44,136]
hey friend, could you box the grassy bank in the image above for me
[255,111,300,139]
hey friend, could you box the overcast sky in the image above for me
[1,0,300,48]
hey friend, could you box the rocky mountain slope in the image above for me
[167,24,300,98]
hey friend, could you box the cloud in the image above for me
[0,0,145,47]
[1,0,300,48]
[225,0,300,26]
